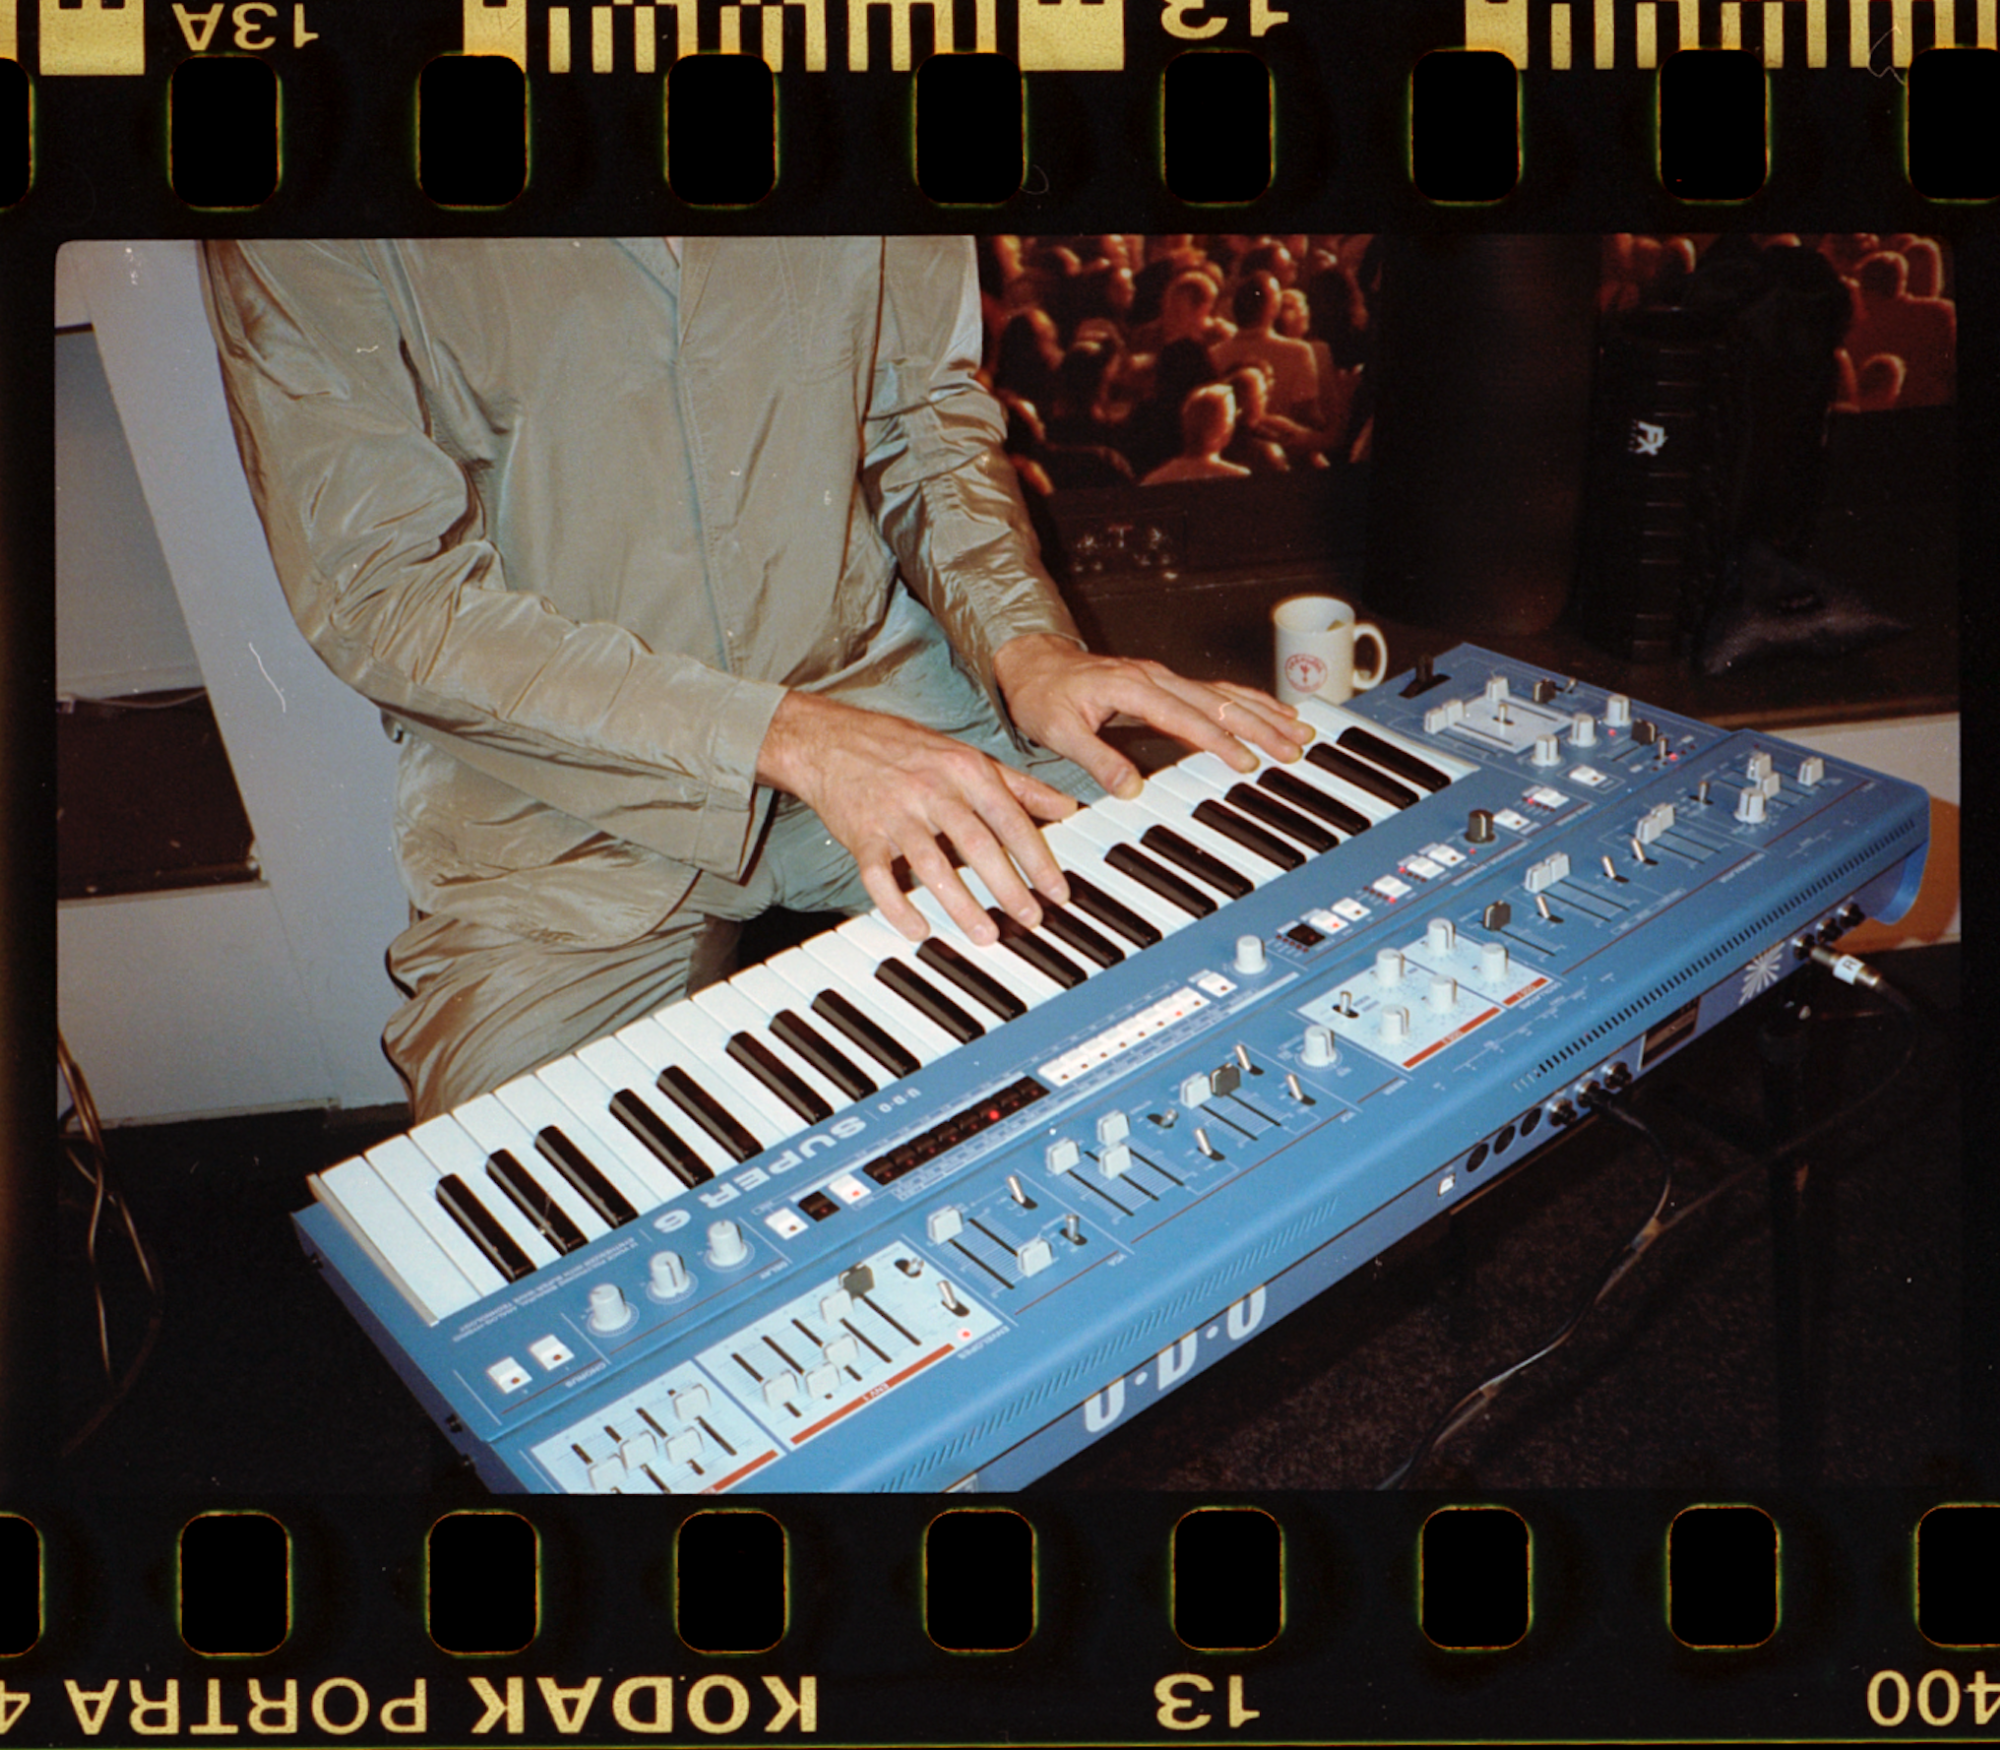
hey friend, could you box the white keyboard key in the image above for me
[455,1093,611,1244]
[314,1157,483,1324]
[1121,779,1283,888]
[577,1034,734,1181]
[636,1004,801,1153]
[904,889,1067,1008]
[801,927,974,1054]
[838,914,994,1042]
[1046,817,1193,937]
[406,1112,561,1269]
[726,963,886,1102]
[530,1057,693,1209]
[361,1134,509,1302]
[689,980,854,1117]
[772,940,955,1070]
[491,1070,669,1219]
[1302,698,1477,783]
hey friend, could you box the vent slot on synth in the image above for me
[1519,815,1919,1087]
[886,1185,1347,1490]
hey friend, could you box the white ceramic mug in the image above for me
[1273,595,1387,705]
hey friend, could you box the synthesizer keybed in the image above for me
[295,646,1930,1493]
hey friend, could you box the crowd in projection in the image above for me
[977,232,1953,498]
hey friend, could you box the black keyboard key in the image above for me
[1260,767,1371,836]
[810,991,922,1080]
[771,1009,877,1101]
[727,1031,835,1124]
[1225,782,1337,853]
[608,1089,713,1187]
[1140,824,1255,898]
[534,1126,640,1227]
[875,959,986,1044]
[436,1173,536,1282]
[1338,725,1453,793]
[1064,870,1163,947]
[1105,842,1217,917]
[1036,901,1123,968]
[657,1064,766,1164]
[1306,742,1419,809]
[916,937,1028,1021]
[989,909,1090,989]
[1191,798,1305,870]
[484,1149,588,1255]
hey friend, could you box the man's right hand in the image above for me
[756,691,1079,947]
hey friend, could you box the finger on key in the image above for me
[937,811,1041,939]
[907,833,1004,945]
[992,769,1074,907]
[1213,681,1313,754]
[861,853,931,944]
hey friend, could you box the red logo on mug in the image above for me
[1284,653,1328,695]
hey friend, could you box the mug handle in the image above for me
[1351,622,1388,692]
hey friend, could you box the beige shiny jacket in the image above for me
[200,236,1082,948]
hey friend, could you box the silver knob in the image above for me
[587,1282,635,1334]
[1300,1024,1336,1068]
[1375,947,1406,987]
[647,1250,692,1301]
[1570,711,1597,747]
[1426,918,1457,956]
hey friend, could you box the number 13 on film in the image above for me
[1154,1674,1260,1730]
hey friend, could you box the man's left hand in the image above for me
[993,633,1313,800]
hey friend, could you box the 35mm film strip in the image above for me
[5,0,1992,1743]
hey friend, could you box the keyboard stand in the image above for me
[1665,969,1842,1489]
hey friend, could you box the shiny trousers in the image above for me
[382,753,1099,1122]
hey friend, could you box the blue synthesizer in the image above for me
[294,646,1930,1493]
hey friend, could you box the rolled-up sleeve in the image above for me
[860,237,1083,725]
[200,239,782,878]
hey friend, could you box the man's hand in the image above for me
[758,690,1078,947]
[992,633,1312,802]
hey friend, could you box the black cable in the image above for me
[56,1031,166,1456]
[1374,951,1927,1489]
[1642,959,1924,1245]
[1376,1098,1677,1489]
